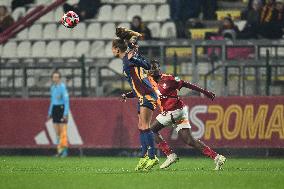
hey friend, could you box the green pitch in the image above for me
[0,157,284,189]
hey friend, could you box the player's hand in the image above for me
[128,50,135,59]
[206,91,215,101]
[121,93,127,102]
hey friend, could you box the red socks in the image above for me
[157,141,217,160]
[202,146,217,160]
[157,141,173,156]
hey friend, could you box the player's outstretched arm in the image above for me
[180,81,215,100]
[121,91,135,102]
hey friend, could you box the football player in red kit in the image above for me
[148,60,225,170]
[122,60,226,170]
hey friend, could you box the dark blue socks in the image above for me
[139,129,155,159]
[139,131,148,158]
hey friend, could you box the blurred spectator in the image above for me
[245,0,265,11]
[169,0,202,38]
[0,6,14,33]
[258,0,283,38]
[201,0,217,20]
[11,0,34,11]
[275,0,284,27]
[218,17,240,40]
[242,0,264,19]
[130,16,152,40]
[239,0,263,39]
[63,0,101,21]
[260,0,276,23]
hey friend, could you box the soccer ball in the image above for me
[61,11,79,28]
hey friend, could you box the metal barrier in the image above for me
[0,40,284,97]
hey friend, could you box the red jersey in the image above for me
[155,74,185,112]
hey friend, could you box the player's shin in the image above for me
[157,140,174,157]
[202,145,217,160]
[144,130,155,159]
[136,130,150,171]
[139,130,148,157]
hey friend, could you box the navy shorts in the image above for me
[137,94,157,113]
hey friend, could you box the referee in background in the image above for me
[48,70,70,157]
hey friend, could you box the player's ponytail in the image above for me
[115,27,141,41]
[112,27,142,53]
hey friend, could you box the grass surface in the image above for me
[0,156,284,189]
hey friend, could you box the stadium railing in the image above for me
[0,39,284,97]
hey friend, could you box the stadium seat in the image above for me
[17,28,28,39]
[17,41,31,58]
[108,59,123,73]
[61,41,76,58]
[101,23,115,39]
[15,78,22,87]
[118,22,130,28]
[127,5,142,21]
[28,24,43,39]
[36,0,53,5]
[101,68,115,76]
[278,47,284,56]
[105,41,113,57]
[189,28,218,39]
[153,0,166,3]
[216,10,241,21]
[43,24,57,39]
[147,22,161,38]
[2,42,17,58]
[66,0,80,4]
[31,41,46,58]
[90,77,97,87]
[76,41,90,57]
[157,4,170,21]
[97,5,112,21]
[0,0,12,6]
[46,41,60,57]
[72,23,86,39]
[12,7,26,21]
[54,7,64,22]
[57,25,72,39]
[90,41,105,57]
[112,5,127,21]
[86,23,101,39]
[39,10,54,22]
[74,78,81,87]
[27,77,35,87]
[142,4,156,21]
[160,22,176,38]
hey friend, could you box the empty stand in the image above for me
[31,41,46,57]
[72,23,86,39]
[160,22,176,38]
[2,42,17,58]
[86,23,101,39]
[43,23,57,39]
[76,41,90,57]
[127,5,142,21]
[28,24,43,39]
[112,5,127,21]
